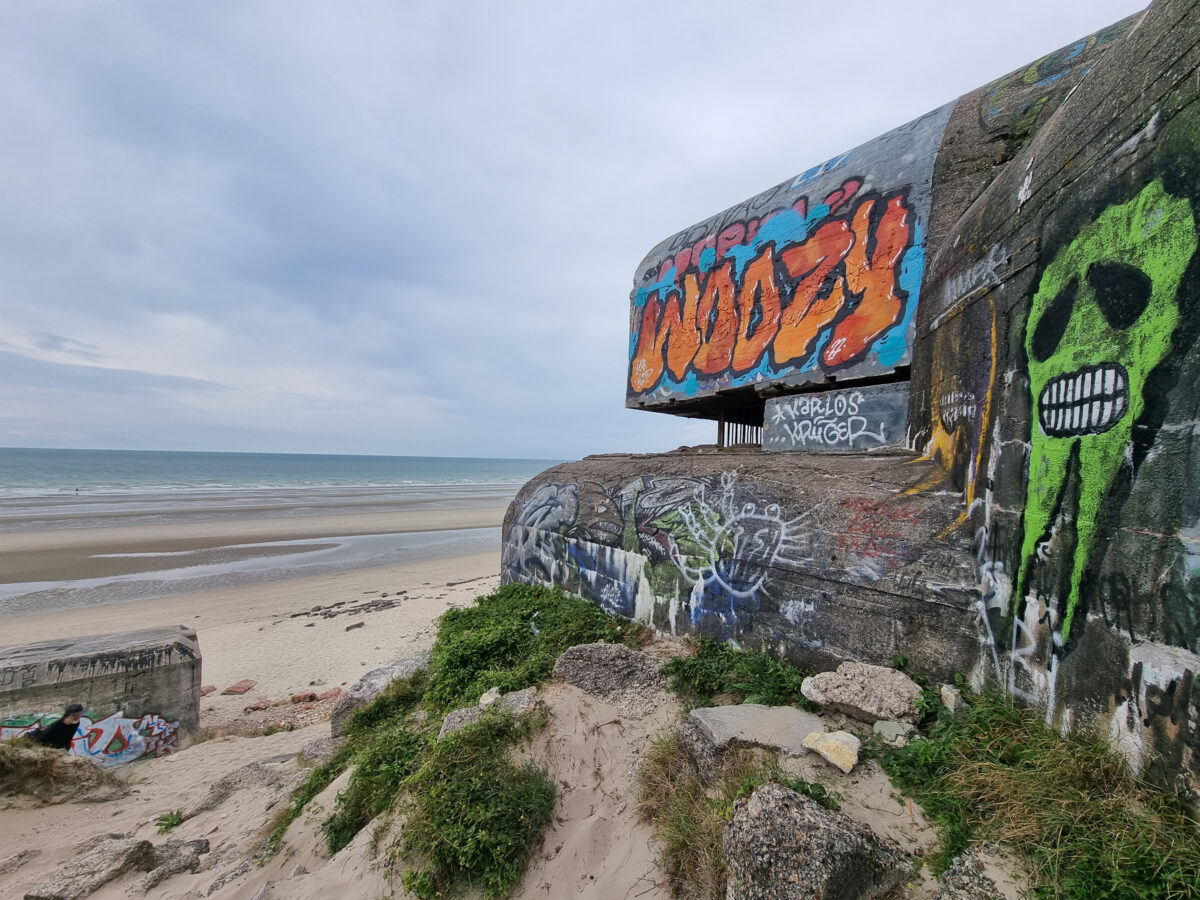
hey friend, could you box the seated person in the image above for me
[30,703,85,750]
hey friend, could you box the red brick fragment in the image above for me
[291,691,318,704]
[199,685,217,697]
[243,699,271,712]
[221,679,257,695]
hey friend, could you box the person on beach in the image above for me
[29,703,85,750]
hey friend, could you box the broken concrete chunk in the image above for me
[801,662,923,723]
[723,783,908,900]
[687,704,824,758]
[802,730,861,774]
[873,719,918,748]
[329,652,430,738]
[141,839,210,891]
[24,838,156,900]
[552,643,665,718]
[437,687,536,740]
[940,684,970,714]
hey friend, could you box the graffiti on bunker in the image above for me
[1016,179,1197,644]
[1,710,180,766]
[628,180,921,396]
[505,473,818,639]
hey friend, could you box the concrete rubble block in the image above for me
[723,783,909,900]
[940,684,970,714]
[687,703,825,759]
[802,730,861,774]
[329,652,430,739]
[551,642,666,718]
[24,838,157,900]
[437,688,536,740]
[298,736,342,768]
[873,720,918,748]
[801,662,923,724]
[0,625,202,736]
[141,839,210,892]
[932,844,1027,900]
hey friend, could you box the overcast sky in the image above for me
[0,1,1146,460]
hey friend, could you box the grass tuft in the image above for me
[878,688,1200,898]
[400,712,555,899]
[636,732,837,900]
[425,582,648,713]
[660,638,814,709]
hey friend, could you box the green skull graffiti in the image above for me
[1018,178,1197,642]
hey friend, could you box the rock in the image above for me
[802,730,861,774]
[330,653,430,738]
[344,621,364,631]
[687,704,825,759]
[941,684,970,714]
[289,864,309,878]
[801,662,923,724]
[873,720,917,748]
[221,679,257,695]
[290,692,318,704]
[552,643,666,717]
[479,687,501,708]
[438,688,536,740]
[24,838,156,900]
[298,737,342,767]
[141,839,210,891]
[932,852,998,899]
[0,848,40,876]
[249,884,272,900]
[183,763,279,819]
[199,686,217,697]
[723,783,909,900]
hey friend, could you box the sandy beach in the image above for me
[1,501,509,725]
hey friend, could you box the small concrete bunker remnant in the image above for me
[0,625,201,764]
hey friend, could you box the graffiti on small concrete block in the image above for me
[1,710,180,766]
[764,383,909,453]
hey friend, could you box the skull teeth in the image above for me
[1038,364,1129,437]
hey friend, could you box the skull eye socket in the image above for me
[1086,260,1152,330]
[1031,277,1077,362]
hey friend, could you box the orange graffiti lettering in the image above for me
[732,246,781,371]
[627,188,915,393]
[823,195,911,367]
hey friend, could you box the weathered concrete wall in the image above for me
[521,0,1200,789]
[0,625,201,764]
[911,0,1200,791]
[502,452,979,681]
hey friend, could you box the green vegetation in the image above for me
[267,582,638,896]
[400,712,555,899]
[878,688,1200,899]
[636,732,837,900]
[155,808,184,834]
[660,637,813,709]
[426,582,648,713]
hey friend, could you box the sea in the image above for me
[0,448,560,617]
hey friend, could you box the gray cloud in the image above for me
[0,1,1147,458]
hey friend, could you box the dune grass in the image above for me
[878,689,1200,899]
[659,637,814,709]
[636,732,837,900]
